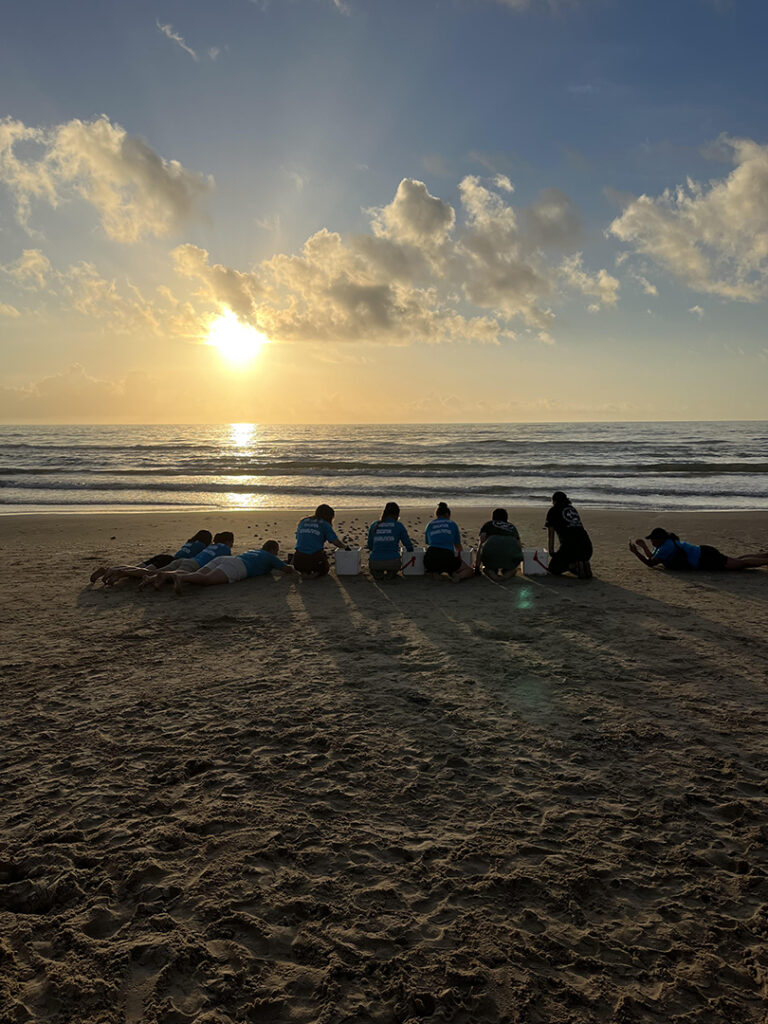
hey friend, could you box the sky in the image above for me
[1,0,767,424]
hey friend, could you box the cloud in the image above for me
[173,175,614,347]
[688,304,705,318]
[5,248,52,288]
[370,178,455,250]
[0,302,20,317]
[609,136,768,301]
[0,115,213,242]
[156,21,199,61]
[559,253,619,307]
[0,365,157,421]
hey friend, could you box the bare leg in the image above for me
[724,554,768,570]
[102,565,153,587]
[451,562,476,583]
[162,568,229,594]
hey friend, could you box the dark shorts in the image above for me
[698,544,727,571]
[424,546,462,575]
[481,536,522,571]
[293,550,330,576]
[142,553,174,569]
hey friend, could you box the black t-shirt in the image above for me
[481,520,520,540]
[545,503,590,548]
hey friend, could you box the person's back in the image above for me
[296,516,338,554]
[367,504,413,580]
[293,504,343,577]
[652,536,700,569]
[368,518,412,561]
[194,532,234,566]
[425,516,461,551]
[174,539,207,560]
[238,545,288,577]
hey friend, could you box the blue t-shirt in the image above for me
[367,518,414,560]
[194,542,231,566]
[653,539,701,569]
[173,540,206,560]
[425,517,461,551]
[238,549,286,578]
[295,516,339,554]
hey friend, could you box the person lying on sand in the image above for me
[630,528,768,572]
[293,504,349,577]
[367,502,414,580]
[545,491,593,579]
[95,532,234,589]
[476,508,523,580]
[147,532,235,589]
[424,502,474,583]
[154,541,294,594]
[90,529,212,586]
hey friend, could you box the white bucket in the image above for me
[461,547,475,567]
[335,547,362,575]
[522,548,549,576]
[401,547,425,576]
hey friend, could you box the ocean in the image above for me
[0,421,766,513]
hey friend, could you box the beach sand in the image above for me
[1,507,767,1023]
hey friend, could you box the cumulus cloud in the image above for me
[0,115,213,241]
[156,21,198,60]
[173,175,614,348]
[0,302,20,317]
[370,178,455,249]
[609,136,768,301]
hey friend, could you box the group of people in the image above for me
[89,491,768,595]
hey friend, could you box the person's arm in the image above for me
[367,523,376,551]
[324,522,349,550]
[280,564,295,574]
[475,532,487,575]
[399,523,413,552]
[547,526,556,553]
[629,539,661,567]
[453,522,463,555]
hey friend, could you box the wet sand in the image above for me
[1,507,767,1023]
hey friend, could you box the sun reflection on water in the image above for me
[230,422,257,451]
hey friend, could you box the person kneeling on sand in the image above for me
[293,504,349,577]
[90,529,212,586]
[476,508,523,580]
[630,528,768,572]
[146,532,235,589]
[157,541,294,594]
[545,491,593,579]
[424,502,474,583]
[367,501,414,580]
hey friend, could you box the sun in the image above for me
[206,309,268,365]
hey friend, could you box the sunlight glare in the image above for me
[207,310,267,365]
[230,422,256,450]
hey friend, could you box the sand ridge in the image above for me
[1,508,767,1023]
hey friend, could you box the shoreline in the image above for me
[2,503,767,517]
